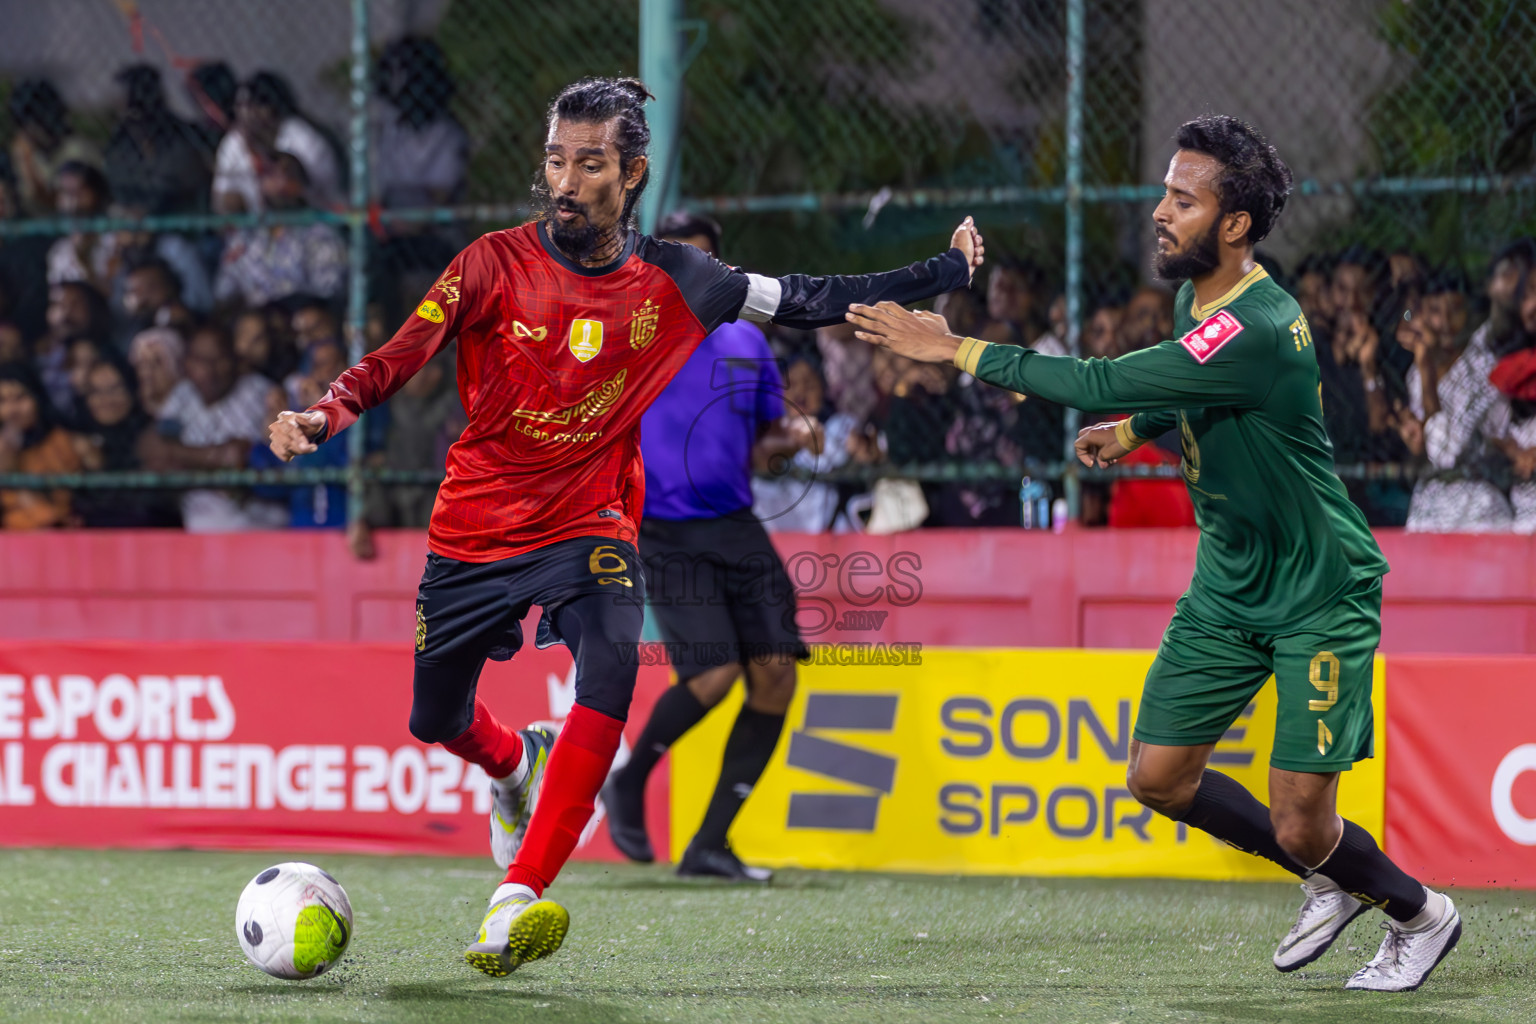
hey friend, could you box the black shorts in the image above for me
[640,514,807,683]
[409,536,645,739]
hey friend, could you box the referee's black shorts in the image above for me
[640,513,807,683]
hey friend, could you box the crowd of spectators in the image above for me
[0,40,467,538]
[5,49,1536,537]
[746,235,1536,534]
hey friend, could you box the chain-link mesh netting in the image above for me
[686,0,1536,527]
[1,1,1533,531]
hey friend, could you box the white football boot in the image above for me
[1274,876,1368,972]
[463,885,569,977]
[1345,890,1462,992]
[488,726,556,870]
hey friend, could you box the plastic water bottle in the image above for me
[1051,497,1069,534]
[1020,477,1051,529]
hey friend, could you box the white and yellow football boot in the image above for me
[463,884,570,977]
[488,726,556,869]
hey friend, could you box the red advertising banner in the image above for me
[0,641,673,860]
[1386,655,1536,888]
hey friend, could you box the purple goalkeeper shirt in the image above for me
[641,320,783,521]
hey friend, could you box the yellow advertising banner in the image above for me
[670,649,1385,880]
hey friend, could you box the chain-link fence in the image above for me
[0,0,1532,533]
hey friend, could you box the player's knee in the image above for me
[1269,805,1333,865]
[572,643,640,723]
[1271,817,1305,860]
[745,660,796,714]
[408,702,469,745]
[1126,765,1196,817]
[685,663,742,707]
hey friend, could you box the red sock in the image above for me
[442,698,523,779]
[504,704,625,895]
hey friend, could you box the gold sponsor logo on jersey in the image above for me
[432,273,462,304]
[513,369,627,426]
[569,318,604,362]
[629,298,660,351]
[512,319,548,342]
[416,300,445,323]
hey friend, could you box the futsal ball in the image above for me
[235,861,353,979]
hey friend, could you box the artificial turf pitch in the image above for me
[1,849,1532,1024]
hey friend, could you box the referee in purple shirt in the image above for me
[601,212,820,881]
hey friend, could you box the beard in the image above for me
[533,181,609,263]
[1153,219,1222,282]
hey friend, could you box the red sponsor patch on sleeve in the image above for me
[1179,310,1244,364]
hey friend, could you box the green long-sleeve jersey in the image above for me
[954,265,1388,632]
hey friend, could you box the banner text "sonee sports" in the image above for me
[934,695,1164,842]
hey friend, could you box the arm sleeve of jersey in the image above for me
[646,238,752,335]
[1127,410,1178,441]
[750,248,971,330]
[651,239,969,334]
[958,321,1275,413]
[308,239,488,442]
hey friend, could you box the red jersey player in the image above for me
[268,77,984,977]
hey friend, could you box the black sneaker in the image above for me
[600,774,654,863]
[676,842,772,882]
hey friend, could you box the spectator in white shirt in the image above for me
[215,153,346,308]
[45,162,119,293]
[1397,270,1512,531]
[213,72,340,214]
[1487,262,1536,531]
[140,324,286,532]
[374,36,468,209]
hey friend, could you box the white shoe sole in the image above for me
[1345,911,1462,992]
[464,900,570,977]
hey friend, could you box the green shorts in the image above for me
[1133,577,1381,773]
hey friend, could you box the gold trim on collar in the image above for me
[1191,265,1268,321]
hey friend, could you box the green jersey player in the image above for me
[847,115,1459,992]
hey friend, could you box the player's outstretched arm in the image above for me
[742,217,983,330]
[286,240,490,449]
[850,302,1271,414]
[846,302,965,364]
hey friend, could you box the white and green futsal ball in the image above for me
[235,862,353,979]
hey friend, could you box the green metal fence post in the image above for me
[345,0,371,529]
[1062,0,1085,520]
[638,0,683,235]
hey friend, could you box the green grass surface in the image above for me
[0,850,1532,1023]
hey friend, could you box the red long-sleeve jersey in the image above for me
[311,220,968,561]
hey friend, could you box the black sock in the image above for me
[1173,770,1311,877]
[692,707,786,850]
[614,684,708,792]
[1313,818,1427,923]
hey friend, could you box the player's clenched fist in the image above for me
[949,215,985,282]
[268,410,326,462]
[1074,420,1134,468]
